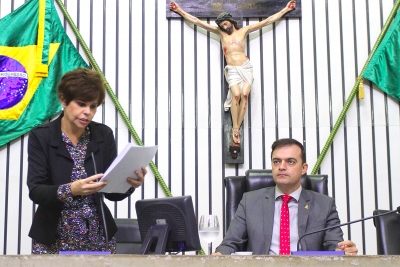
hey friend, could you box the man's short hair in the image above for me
[271,138,306,163]
[215,12,239,30]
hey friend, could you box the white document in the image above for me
[99,143,158,193]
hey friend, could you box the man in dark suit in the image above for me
[214,138,358,255]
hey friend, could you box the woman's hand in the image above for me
[70,174,107,196]
[126,166,147,189]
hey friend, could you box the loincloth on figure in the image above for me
[223,59,254,111]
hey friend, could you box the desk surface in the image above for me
[2,255,400,267]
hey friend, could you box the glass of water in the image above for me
[198,215,220,255]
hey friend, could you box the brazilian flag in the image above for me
[0,0,89,147]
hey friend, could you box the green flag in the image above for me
[363,11,400,101]
[0,0,89,147]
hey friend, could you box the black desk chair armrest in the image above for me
[114,218,142,254]
[224,176,246,232]
[373,209,400,255]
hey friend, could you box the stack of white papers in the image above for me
[99,143,158,193]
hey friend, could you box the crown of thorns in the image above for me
[215,12,238,29]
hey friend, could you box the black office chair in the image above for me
[373,209,400,255]
[224,169,328,233]
[114,218,142,254]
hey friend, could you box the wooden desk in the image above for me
[2,255,400,267]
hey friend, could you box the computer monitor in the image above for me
[135,195,201,254]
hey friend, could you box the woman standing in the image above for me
[27,68,146,254]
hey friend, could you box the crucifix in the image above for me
[168,0,299,162]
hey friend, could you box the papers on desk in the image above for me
[99,143,158,193]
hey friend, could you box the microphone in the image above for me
[92,152,109,252]
[296,206,400,252]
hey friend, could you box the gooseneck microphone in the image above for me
[296,206,400,251]
[92,152,109,252]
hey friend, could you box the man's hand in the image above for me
[170,2,179,11]
[287,0,296,10]
[336,240,359,256]
[212,252,222,256]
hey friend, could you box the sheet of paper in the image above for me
[99,143,158,193]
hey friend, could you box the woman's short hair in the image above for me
[57,68,105,106]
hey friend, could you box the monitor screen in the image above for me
[135,195,201,254]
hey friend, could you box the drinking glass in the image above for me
[198,215,220,255]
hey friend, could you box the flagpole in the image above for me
[311,0,400,174]
[54,0,172,198]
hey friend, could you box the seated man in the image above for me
[214,138,358,255]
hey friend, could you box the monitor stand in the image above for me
[139,223,170,254]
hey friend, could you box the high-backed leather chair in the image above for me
[373,209,400,255]
[224,169,328,233]
[114,218,142,254]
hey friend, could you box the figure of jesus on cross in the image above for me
[170,1,296,150]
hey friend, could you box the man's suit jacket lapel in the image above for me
[297,189,312,239]
[263,187,275,253]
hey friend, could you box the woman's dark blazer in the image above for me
[27,113,133,246]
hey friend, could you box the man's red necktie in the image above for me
[279,194,293,255]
